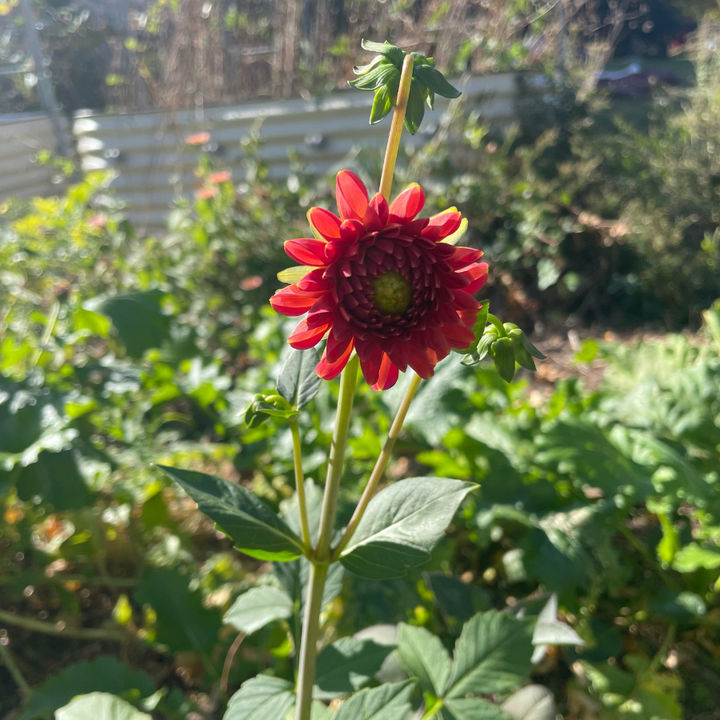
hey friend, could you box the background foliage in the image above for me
[1,7,720,720]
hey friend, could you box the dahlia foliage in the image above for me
[271,170,489,390]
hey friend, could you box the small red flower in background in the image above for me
[185,132,211,146]
[208,170,232,184]
[270,170,488,390]
[195,186,219,200]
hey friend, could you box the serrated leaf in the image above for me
[56,693,152,720]
[224,586,293,635]
[442,697,509,720]
[396,623,451,695]
[413,64,461,98]
[135,569,222,657]
[332,681,413,720]
[500,686,556,720]
[315,637,394,698]
[278,348,322,410]
[19,658,154,720]
[340,477,476,579]
[156,465,304,561]
[225,676,295,720]
[447,611,534,698]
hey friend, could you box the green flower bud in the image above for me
[489,336,517,383]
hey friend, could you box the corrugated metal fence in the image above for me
[2,72,529,231]
[0,113,65,201]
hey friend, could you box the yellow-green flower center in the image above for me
[371,271,412,315]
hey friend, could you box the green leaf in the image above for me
[396,623,451,695]
[532,594,584,646]
[672,543,720,572]
[224,676,295,720]
[360,39,405,66]
[332,681,413,720]
[405,80,427,135]
[224,586,294,635]
[134,569,222,657]
[277,348,322,409]
[17,449,94,510]
[349,62,400,91]
[446,611,534,698]
[94,289,171,359]
[315,637,394,698]
[490,337,516,383]
[456,301,489,355]
[424,573,491,624]
[339,477,476,579]
[74,306,112,338]
[370,84,395,125]
[442,698,509,720]
[19,657,155,720]
[156,465,304,561]
[413,64,461,98]
[500,686,555,720]
[56,693,152,720]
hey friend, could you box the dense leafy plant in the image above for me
[2,29,720,720]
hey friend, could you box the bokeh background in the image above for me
[1,1,720,719]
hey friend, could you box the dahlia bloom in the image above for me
[270,171,489,390]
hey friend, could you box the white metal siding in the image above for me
[73,73,526,232]
[0,114,62,201]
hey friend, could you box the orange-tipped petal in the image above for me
[389,183,425,223]
[372,354,400,391]
[288,319,330,349]
[422,210,462,241]
[464,263,489,293]
[308,207,342,240]
[269,286,321,317]
[285,238,328,266]
[336,170,369,222]
[317,340,354,380]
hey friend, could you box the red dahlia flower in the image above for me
[270,170,489,390]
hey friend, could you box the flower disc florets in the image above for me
[270,170,489,390]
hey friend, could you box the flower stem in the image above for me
[0,640,32,700]
[30,300,60,368]
[333,372,422,559]
[379,53,415,202]
[295,356,359,720]
[290,417,312,551]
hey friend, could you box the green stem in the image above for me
[0,608,123,641]
[295,356,359,720]
[290,418,312,551]
[333,372,422,559]
[379,53,415,201]
[30,300,60,368]
[0,640,32,700]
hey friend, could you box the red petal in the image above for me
[406,345,435,379]
[309,207,342,240]
[340,219,363,242]
[364,193,389,232]
[317,340,354,380]
[442,323,476,350]
[288,319,330,349]
[356,340,383,386]
[269,286,320,317]
[336,170,369,222]
[285,238,328,266]
[389,183,425,223]
[326,328,354,363]
[451,246,484,268]
[372,354,400,391]
[463,263,489,293]
[422,211,462,241]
